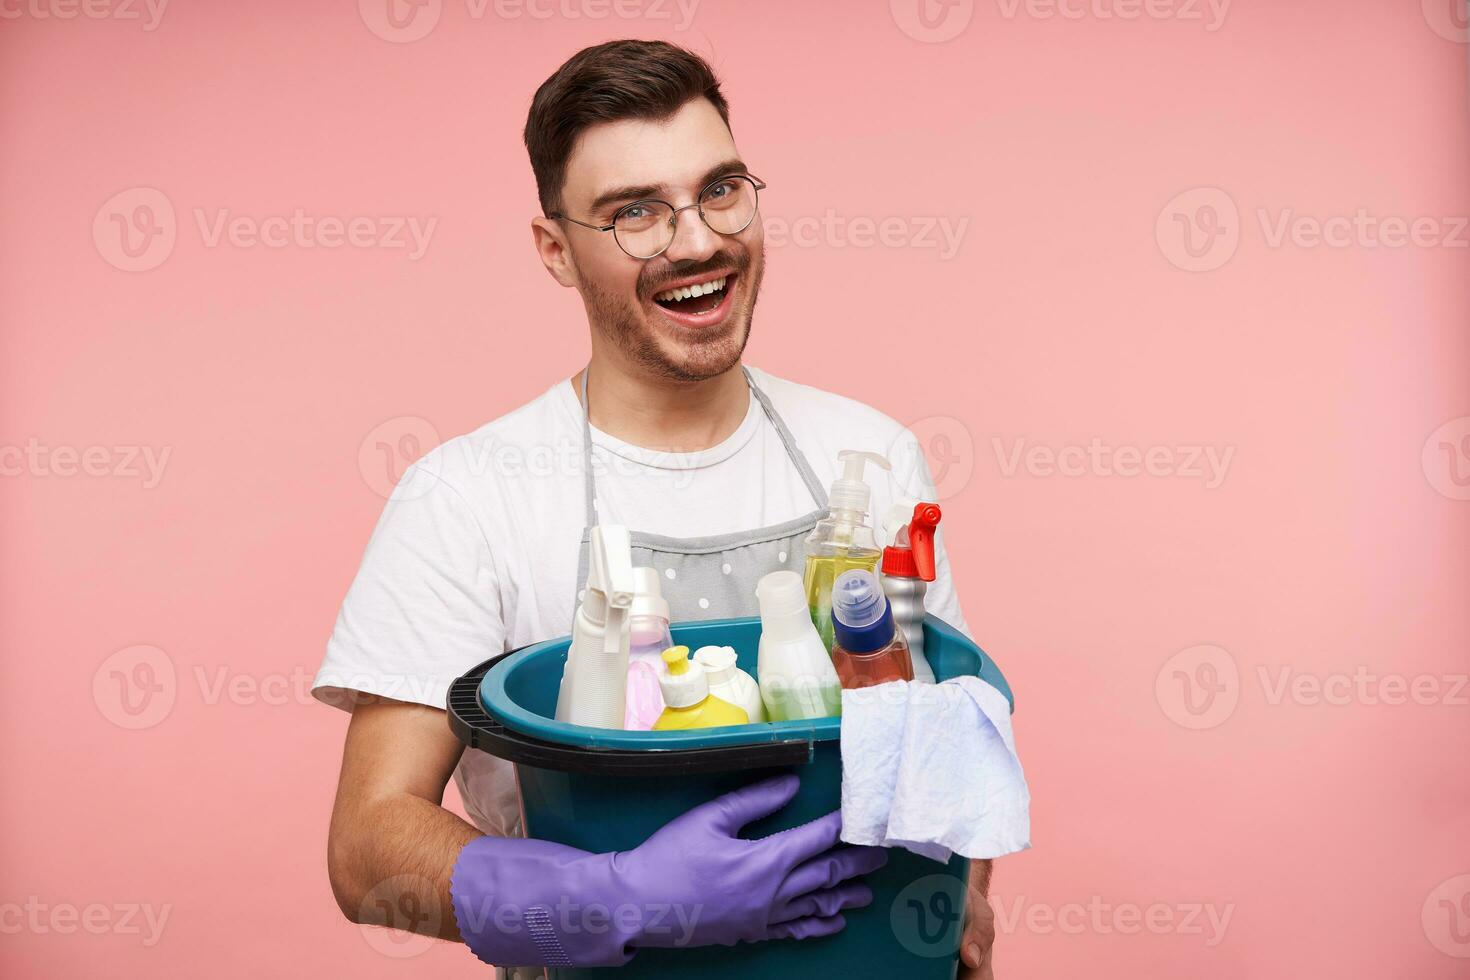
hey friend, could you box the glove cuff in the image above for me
[450,836,638,968]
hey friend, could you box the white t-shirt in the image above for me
[314,365,972,836]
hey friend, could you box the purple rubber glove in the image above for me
[450,773,887,968]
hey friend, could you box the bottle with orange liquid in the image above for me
[829,568,914,689]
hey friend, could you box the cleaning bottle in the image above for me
[554,525,635,728]
[624,566,674,730]
[652,646,750,731]
[880,500,942,684]
[693,645,767,723]
[756,570,843,721]
[830,568,914,689]
[803,450,891,651]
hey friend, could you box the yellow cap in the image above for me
[661,645,690,675]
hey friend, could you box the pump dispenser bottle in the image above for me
[756,570,843,721]
[830,568,914,689]
[803,450,891,651]
[880,500,942,684]
[555,525,635,728]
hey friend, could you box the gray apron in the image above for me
[571,364,829,623]
[498,367,829,980]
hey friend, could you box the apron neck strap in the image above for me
[578,364,829,528]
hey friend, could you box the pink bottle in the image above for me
[624,567,673,729]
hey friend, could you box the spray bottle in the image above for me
[554,525,635,728]
[881,500,942,684]
[803,450,891,651]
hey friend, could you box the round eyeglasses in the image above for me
[550,174,766,260]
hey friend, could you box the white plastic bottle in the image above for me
[880,500,941,684]
[755,570,843,721]
[555,525,636,728]
[693,645,767,723]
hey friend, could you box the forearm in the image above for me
[329,786,482,941]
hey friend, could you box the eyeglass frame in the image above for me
[547,173,767,259]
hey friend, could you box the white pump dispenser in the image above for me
[555,525,636,728]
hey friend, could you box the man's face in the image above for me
[555,98,764,382]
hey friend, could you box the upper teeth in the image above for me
[656,276,727,304]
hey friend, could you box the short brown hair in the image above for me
[524,40,731,216]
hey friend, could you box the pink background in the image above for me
[3,1,1468,977]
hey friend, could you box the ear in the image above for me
[531,217,578,288]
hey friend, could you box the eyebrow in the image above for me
[587,159,750,218]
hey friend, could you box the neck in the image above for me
[575,347,750,453]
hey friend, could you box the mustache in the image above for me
[639,250,749,296]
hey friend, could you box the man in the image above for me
[316,39,996,977]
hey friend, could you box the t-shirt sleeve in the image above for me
[313,454,505,712]
[887,427,975,641]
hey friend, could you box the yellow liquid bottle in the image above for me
[652,646,751,730]
[802,450,891,651]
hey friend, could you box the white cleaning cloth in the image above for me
[839,676,1031,863]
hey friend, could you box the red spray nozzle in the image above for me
[881,502,942,581]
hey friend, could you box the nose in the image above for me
[660,205,722,265]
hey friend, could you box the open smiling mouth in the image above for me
[650,273,736,324]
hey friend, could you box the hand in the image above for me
[959,859,995,979]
